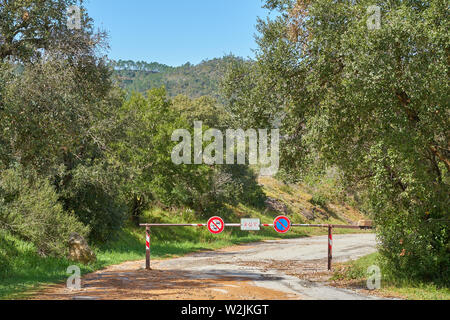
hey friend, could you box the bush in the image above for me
[0,231,13,274]
[0,167,89,257]
[60,164,126,243]
[376,209,450,285]
[310,193,328,208]
[212,165,266,209]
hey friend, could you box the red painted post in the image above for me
[328,225,333,271]
[145,226,151,270]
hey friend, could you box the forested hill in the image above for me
[112,57,239,99]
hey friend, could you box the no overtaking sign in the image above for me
[207,216,225,234]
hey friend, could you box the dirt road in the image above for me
[34,233,384,300]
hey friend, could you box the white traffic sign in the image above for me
[240,218,260,231]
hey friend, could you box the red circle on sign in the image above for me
[207,216,225,234]
[273,215,291,233]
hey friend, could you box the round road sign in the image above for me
[207,216,225,234]
[273,215,291,233]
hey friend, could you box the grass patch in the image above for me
[332,253,450,300]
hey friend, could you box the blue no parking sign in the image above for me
[273,215,291,234]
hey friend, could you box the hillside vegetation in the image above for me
[112,57,237,100]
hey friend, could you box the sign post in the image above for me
[145,226,151,270]
[328,225,333,271]
[207,216,225,234]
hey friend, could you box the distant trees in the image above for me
[113,57,245,100]
[111,60,173,73]
[223,0,449,283]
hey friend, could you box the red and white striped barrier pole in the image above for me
[145,226,151,270]
[139,222,369,271]
[328,225,333,271]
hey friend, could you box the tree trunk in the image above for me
[131,194,142,227]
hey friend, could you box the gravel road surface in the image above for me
[35,233,384,300]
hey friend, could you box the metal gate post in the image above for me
[328,225,333,271]
[145,226,151,270]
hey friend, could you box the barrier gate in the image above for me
[140,216,373,271]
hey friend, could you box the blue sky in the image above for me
[85,0,270,67]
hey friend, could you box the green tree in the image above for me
[223,0,449,282]
[0,0,107,63]
[0,0,126,243]
[110,88,215,224]
[172,94,229,128]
